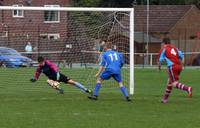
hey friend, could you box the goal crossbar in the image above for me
[0,6,133,12]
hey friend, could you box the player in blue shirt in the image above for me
[88,42,131,101]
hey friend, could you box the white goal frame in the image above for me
[0,6,134,95]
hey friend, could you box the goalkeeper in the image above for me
[30,56,92,94]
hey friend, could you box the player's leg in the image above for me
[161,78,173,103]
[119,82,131,101]
[161,66,176,103]
[88,78,104,100]
[88,71,111,100]
[59,73,92,93]
[112,74,131,101]
[170,65,192,98]
[58,73,91,94]
[67,79,92,94]
[47,79,64,94]
[172,81,192,98]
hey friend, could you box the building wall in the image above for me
[169,7,200,51]
[146,7,200,65]
[0,0,70,52]
[167,7,200,65]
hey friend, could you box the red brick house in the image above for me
[109,5,200,65]
[134,5,200,65]
[0,0,71,52]
[135,5,200,48]
[2,4,200,65]
[0,0,97,63]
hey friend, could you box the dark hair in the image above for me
[162,38,171,44]
[105,42,112,49]
[38,56,44,63]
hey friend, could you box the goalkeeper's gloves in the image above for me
[30,77,36,82]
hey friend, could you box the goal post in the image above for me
[0,6,134,95]
[129,8,134,95]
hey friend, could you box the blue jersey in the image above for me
[99,49,124,74]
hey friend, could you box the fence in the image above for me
[15,51,200,68]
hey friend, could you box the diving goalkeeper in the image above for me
[30,56,91,94]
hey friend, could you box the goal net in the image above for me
[0,6,134,94]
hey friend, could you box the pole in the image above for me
[146,0,149,65]
[129,8,134,95]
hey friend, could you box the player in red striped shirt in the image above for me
[158,38,192,103]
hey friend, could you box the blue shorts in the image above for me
[100,71,122,83]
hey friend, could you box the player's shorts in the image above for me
[100,71,122,83]
[49,73,70,83]
[168,64,182,83]
[58,73,71,83]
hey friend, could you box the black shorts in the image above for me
[58,73,71,83]
[48,73,70,83]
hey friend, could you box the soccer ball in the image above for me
[47,79,60,89]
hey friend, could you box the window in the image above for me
[40,33,60,40]
[39,34,48,39]
[44,5,60,23]
[12,4,24,17]
[48,34,60,40]
[1,31,8,37]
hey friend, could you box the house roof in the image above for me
[110,16,162,43]
[134,5,195,32]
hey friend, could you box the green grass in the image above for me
[0,68,200,128]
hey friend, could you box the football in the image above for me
[47,79,60,89]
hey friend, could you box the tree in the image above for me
[71,0,102,7]
[71,0,135,7]
[100,0,134,7]
[72,0,199,7]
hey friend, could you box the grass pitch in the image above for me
[0,67,199,128]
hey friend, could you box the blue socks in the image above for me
[93,83,101,96]
[74,82,87,92]
[92,84,128,99]
[120,86,129,97]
